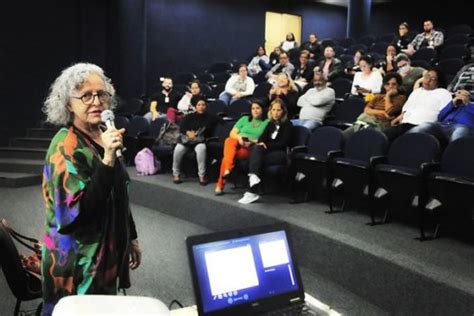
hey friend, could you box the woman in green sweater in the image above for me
[215,99,268,195]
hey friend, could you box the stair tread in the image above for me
[0,147,47,152]
[0,158,44,164]
[0,171,41,178]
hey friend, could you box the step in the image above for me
[127,170,474,315]
[10,137,52,149]
[26,128,58,139]
[0,147,47,160]
[0,158,44,173]
[0,172,42,187]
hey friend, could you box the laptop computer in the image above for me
[186,223,319,316]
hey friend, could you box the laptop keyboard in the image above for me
[262,302,320,316]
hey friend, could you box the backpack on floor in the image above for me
[134,148,160,176]
[156,121,180,146]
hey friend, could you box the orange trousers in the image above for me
[216,137,250,190]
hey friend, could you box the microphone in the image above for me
[100,110,123,158]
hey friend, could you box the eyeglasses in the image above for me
[71,90,112,105]
[423,74,438,82]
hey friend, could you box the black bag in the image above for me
[156,121,180,146]
[178,126,206,146]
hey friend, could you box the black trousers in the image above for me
[384,123,416,142]
[248,146,287,176]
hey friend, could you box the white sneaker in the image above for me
[295,172,306,182]
[238,192,260,204]
[248,174,261,187]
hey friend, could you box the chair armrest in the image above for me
[327,150,343,160]
[205,136,219,144]
[370,155,387,167]
[421,162,441,177]
[290,145,308,154]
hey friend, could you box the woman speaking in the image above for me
[40,63,141,315]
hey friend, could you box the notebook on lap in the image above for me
[186,223,319,316]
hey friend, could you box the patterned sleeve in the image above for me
[43,129,115,234]
[433,31,444,47]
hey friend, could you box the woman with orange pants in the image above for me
[215,99,268,195]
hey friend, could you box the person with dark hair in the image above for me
[395,53,426,95]
[219,64,255,105]
[280,32,299,52]
[344,49,365,77]
[40,63,141,315]
[215,100,269,195]
[248,46,270,76]
[144,77,178,122]
[301,33,322,61]
[293,51,314,89]
[343,73,407,139]
[177,80,205,114]
[172,98,220,185]
[393,22,412,50]
[377,43,400,74]
[403,20,444,55]
[238,99,293,204]
[293,72,335,130]
[314,46,344,82]
[266,51,295,83]
[351,55,383,96]
[408,89,474,145]
[384,67,452,141]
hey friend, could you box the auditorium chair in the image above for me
[443,34,470,47]
[377,33,396,43]
[369,42,389,55]
[411,47,437,64]
[173,72,197,85]
[208,83,225,99]
[369,133,440,226]
[323,96,365,129]
[114,115,130,130]
[338,37,356,48]
[330,78,353,101]
[439,44,470,61]
[420,137,474,241]
[290,126,345,203]
[436,58,465,84]
[447,24,472,36]
[200,83,213,98]
[197,72,215,85]
[253,82,273,100]
[327,128,388,213]
[136,117,168,152]
[212,72,231,84]
[410,59,431,70]
[357,35,376,47]
[207,100,228,117]
[207,62,233,74]
[227,99,251,119]
[0,220,42,316]
[116,97,144,118]
[205,120,237,180]
[346,44,368,56]
[321,39,336,48]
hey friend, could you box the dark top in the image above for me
[301,41,323,60]
[318,58,344,81]
[270,90,300,119]
[393,35,411,50]
[179,111,220,138]
[258,120,293,151]
[150,90,179,113]
[293,63,314,82]
[269,52,280,67]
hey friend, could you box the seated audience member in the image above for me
[280,32,299,52]
[301,33,322,61]
[248,46,270,76]
[172,98,219,185]
[343,73,407,139]
[293,72,335,130]
[448,63,474,96]
[384,67,452,141]
[176,80,206,117]
[393,22,412,50]
[377,43,400,75]
[403,20,444,55]
[219,64,255,105]
[408,89,474,144]
[314,46,344,82]
[395,54,426,95]
[215,100,269,195]
[344,49,365,77]
[293,51,314,89]
[269,73,300,119]
[266,46,282,69]
[266,51,295,83]
[238,99,293,204]
[351,55,383,97]
[144,78,178,122]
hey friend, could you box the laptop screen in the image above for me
[187,224,303,315]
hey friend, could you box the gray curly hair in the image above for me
[42,63,116,126]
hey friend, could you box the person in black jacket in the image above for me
[238,99,293,204]
[172,98,219,185]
